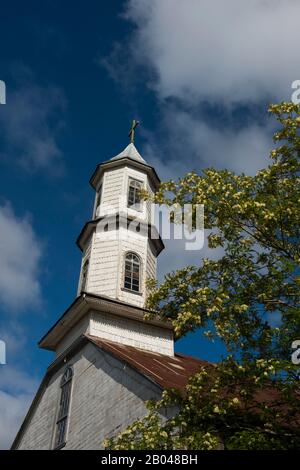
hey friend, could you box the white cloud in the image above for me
[0,366,38,396]
[0,391,33,449]
[0,367,38,449]
[124,0,300,105]
[104,0,293,176]
[143,109,273,176]
[0,322,26,357]
[104,2,296,274]
[158,233,224,283]
[0,323,39,449]
[155,206,224,281]
[0,67,66,175]
[0,203,43,311]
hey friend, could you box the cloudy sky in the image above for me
[0,0,299,449]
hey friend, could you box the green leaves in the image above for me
[105,357,300,450]
[107,102,300,450]
[144,102,300,352]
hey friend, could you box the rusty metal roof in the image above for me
[86,334,211,391]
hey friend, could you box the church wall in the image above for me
[98,164,153,224]
[146,177,155,223]
[87,231,120,299]
[99,167,125,216]
[77,235,92,295]
[55,314,91,358]
[90,310,174,356]
[146,241,157,286]
[86,223,152,307]
[15,367,62,450]
[82,224,158,307]
[16,341,162,450]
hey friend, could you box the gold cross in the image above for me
[128,119,139,144]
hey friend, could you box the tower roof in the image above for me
[110,142,146,164]
[90,143,160,190]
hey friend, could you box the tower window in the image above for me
[95,184,102,217]
[55,366,73,449]
[124,252,140,292]
[128,179,142,210]
[81,259,89,292]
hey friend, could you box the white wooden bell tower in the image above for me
[39,128,173,357]
[77,139,164,308]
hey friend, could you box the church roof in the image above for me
[110,142,146,163]
[89,144,160,191]
[86,334,211,391]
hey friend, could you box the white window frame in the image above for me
[127,178,143,212]
[123,251,142,293]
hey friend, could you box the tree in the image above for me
[105,103,300,450]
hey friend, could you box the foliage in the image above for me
[105,357,300,450]
[106,103,300,450]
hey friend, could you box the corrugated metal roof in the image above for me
[86,334,212,391]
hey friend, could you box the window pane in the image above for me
[128,179,142,208]
[56,418,67,447]
[124,253,140,292]
[97,184,102,205]
[55,368,73,448]
[59,382,71,419]
[81,260,89,292]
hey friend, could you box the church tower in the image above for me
[12,125,204,451]
[38,124,173,358]
[77,138,163,309]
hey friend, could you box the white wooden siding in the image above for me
[90,310,174,356]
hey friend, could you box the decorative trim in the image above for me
[122,250,143,294]
[89,157,160,191]
[76,214,164,255]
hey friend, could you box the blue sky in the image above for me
[0,0,299,449]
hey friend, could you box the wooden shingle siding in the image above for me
[16,342,162,450]
[90,311,174,355]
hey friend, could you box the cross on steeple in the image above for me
[128,119,139,144]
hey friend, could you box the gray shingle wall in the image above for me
[16,341,162,450]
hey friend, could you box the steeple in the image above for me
[38,130,173,358]
[110,142,146,163]
[77,139,164,308]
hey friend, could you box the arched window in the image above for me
[94,183,102,218]
[128,178,142,210]
[55,366,73,449]
[81,259,89,292]
[124,252,140,292]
